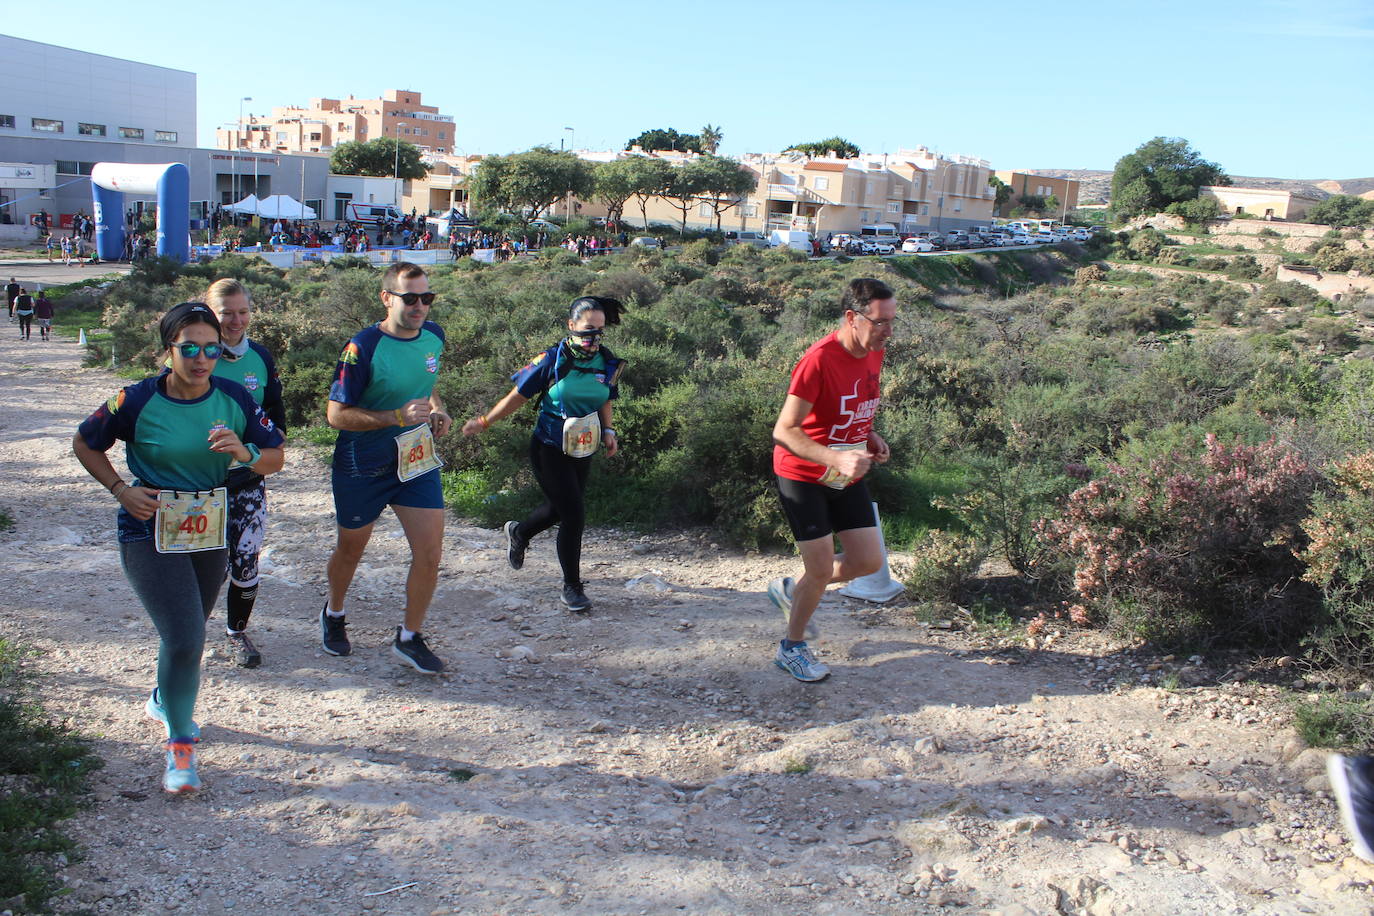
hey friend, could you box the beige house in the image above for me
[1199,185,1323,221]
[992,170,1080,217]
[215,90,455,156]
[608,148,995,236]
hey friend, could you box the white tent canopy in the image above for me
[223,194,260,214]
[254,195,316,220]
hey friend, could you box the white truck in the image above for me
[769,229,813,253]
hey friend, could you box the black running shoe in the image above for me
[227,631,262,668]
[504,520,527,570]
[561,581,592,614]
[391,628,444,674]
[320,607,351,656]
[1329,754,1374,862]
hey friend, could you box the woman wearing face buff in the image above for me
[462,296,627,613]
[72,303,286,794]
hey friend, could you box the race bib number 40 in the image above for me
[155,488,228,554]
[396,424,443,482]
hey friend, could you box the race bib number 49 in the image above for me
[155,488,228,554]
[396,424,443,482]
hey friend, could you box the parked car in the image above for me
[725,230,768,248]
[628,236,661,249]
[862,240,896,255]
[901,237,936,253]
[993,235,1021,247]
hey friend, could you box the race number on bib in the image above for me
[818,443,867,490]
[154,488,228,554]
[395,424,443,482]
[562,413,601,458]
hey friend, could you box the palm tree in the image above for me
[699,124,724,155]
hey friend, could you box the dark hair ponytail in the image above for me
[568,295,625,327]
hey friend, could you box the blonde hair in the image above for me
[204,278,251,310]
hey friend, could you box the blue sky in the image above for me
[5,0,1370,178]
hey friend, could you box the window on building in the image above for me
[698,203,712,218]
[32,118,63,133]
[55,161,97,176]
[921,204,929,215]
[742,204,758,218]
[954,200,962,212]
[0,115,14,129]
[155,130,177,143]
[119,127,144,140]
[887,201,900,213]
[78,123,106,137]
[813,177,829,190]
[438,131,446,140]
[276,132,288,143]
[309,132,321,141]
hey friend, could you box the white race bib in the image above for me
[154,488,228,554]
[818,443,866,490]
[562,413,601,458]
[395,424,443,482]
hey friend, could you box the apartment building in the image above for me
[992,170,1080,218]
[603,148,995,236]
[215,90,455,156]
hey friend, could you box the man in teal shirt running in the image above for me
[322,262,453,674]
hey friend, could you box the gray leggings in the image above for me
[119,540,227,740]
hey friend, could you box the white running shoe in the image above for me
[774,641,830,682]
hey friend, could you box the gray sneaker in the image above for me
[504,520,527,570]
[768,576,818,638]
[774,641,830,682]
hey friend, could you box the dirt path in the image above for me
[2,332,1372,915]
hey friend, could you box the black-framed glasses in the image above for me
[852,312,898,330]
[385,290,437,306]
[173,342,224,359]
[570,328,605,340]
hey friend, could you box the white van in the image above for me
[346,203,404,226]
[769,229,813,253]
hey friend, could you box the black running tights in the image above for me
[519,438,592,585]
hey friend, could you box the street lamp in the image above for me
[563,127,575,220]
[234,97,252,205]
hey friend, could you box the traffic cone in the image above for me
[840,503,906,602]
[78,329,87,346]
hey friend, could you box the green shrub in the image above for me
[899,530,987,603]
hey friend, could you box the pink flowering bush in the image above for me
[1037,434,1320,645]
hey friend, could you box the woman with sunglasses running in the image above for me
[462,296,626,613]
[73,303,285,794]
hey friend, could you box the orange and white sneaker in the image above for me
[163,740,200,794]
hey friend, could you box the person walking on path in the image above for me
[321,262,453,674]
[462,296,626,613]
[766,278,897,683]
[73,302,285,793]
[206,279,288,669]
[6,277,18,321]
[33,289,54,341]
[14,288,35,340]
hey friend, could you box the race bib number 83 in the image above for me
[396,424,443,482]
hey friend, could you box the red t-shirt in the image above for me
[773,331,884,484]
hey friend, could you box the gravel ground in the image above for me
[2,331,1373,915]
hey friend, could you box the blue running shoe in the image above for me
[1329,754,1374,863]
[774,640,830,683]
[145,689,200,742]
[163,740,200,794]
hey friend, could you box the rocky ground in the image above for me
[2,329,1373,916]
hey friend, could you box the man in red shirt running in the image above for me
[768,278,896,682]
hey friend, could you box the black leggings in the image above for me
[517,438,591,585]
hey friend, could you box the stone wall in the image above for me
[1276,265,1374,302]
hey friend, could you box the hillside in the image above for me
[1023,168,1374,206]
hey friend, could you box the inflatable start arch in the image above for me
[91,162,190,262]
